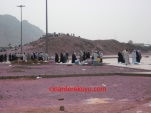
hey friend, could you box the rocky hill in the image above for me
[0,14,44,47]
[10,34,149,55]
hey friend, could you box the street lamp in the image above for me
[17,5,25,53]
[46,0,48,54]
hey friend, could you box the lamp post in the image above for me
[46,0,48,54]
[17,5,25,53]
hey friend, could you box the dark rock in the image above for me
[58,98,64,101]
[59,106,64,111]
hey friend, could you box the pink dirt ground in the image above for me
[0,63,150,77]
[0,76,151,113]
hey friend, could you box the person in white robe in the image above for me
[123,50,129,65]
[79,51,83,62]
[43,53,48,61]
[23,53,27,62]
[132,50,137,64]
[93,51,99,65]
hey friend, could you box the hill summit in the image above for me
[18,34,147,55]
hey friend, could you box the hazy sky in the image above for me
[1,0,151,44]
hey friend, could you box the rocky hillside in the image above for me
[0,14,44,47]
[10,35,148,55]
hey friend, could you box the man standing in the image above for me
[4,53,7,62]
[132,50,137,64]
[79,51,83,62]
[93,51,99,66]
[123,50,129,65]
[99,51,103,63]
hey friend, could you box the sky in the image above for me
[0,0,151,44]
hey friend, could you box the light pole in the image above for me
[46,0,48,54]
[17,5,25,53]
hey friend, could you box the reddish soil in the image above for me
[0,63,150,77]
[0,62,151,113]
[0,76,151,113]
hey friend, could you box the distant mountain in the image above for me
[0,14,44,47]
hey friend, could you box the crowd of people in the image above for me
[118,50,142,65]
[0,49,143,66]
[70,50,103,65]
[55,52,69,63]
[0,53,7,62]
[0,52,49,63]
[71,51,91,64]
[54,51,91,64]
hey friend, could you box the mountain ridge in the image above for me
[0,14,44,47]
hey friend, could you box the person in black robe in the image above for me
[138,50,142,62]
[60,53,64,63]
[1,54,4,62]
[4,53,7,62]
[63,53,67,63]
[72,52,77,63]
[66,52,69,62]
[118,52,125,63]
[0,54,2,62]
[136,51,140,63]
[87,52,90,59]
[11,54,14,61]
[83,52,86,61]
[55,53,59,63]
[136,50,142,63]
[9,53,12,61]
[14,53,17,61]
[33,52,35,60]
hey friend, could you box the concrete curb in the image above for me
[0,72,151,80]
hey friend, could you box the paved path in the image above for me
[0,56,150,79]
[104,56,151,70]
